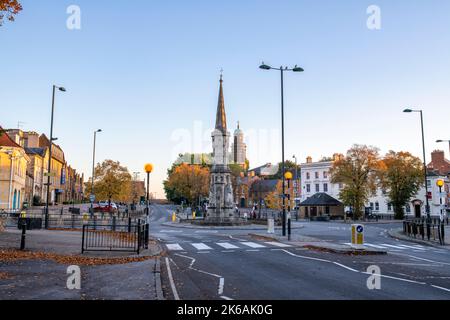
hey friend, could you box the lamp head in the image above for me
[436,179,445,188]
[59,87,66,92]
[403,109,413,113]
[284,171,293,180]
[144,163,154,174]
[259,62,271,70]
[292,65,304,72]
[436,140,444,143]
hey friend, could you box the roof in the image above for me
[300,193,343,206]
[215,75,227,134]
[0,126,23,148]
[249,179,279,193]
[25,147,47,157]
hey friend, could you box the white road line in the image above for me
[216,242,239,249]
[166,243,184,251]
[195,230,218,233]
[397,244,426,250]
[333,262,359,272]
[381,244,408,249]
[221,296,234,300]
[246,249,260,252]
[165,257,180,300]
[191,243,213,250]
[264,241,292,248]
[364,243,387,249]
[218,278,224,295]
[431,285,450,292]
[221,250,235,253]
[241,242,266,248]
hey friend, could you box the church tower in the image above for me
[231,122,247,167]
[206,74,237,224]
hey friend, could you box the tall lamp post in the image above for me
[260,62,304,236]
[436,179,445,245]
[436,140,450,157]
[403,108,432,239]
[285,171,293,240]
[45,85,66,229]
[90,129,102,216]
[293,155,299,221]
[144,163,153,217]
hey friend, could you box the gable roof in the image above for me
[0,126,23,148]
[25,147,47,158]
[300,193,343,206]
[249,179,279,193]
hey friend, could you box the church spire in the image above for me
[215,72,227,134]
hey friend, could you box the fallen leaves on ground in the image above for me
[0,272,14,280]
[0,249,160,266]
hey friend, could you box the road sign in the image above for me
[89,194,95,203]
[351,224,364,249]
[267,218,275,234]
[44,172,56,177]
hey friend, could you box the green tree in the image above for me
[85,160,132,203]
[330,145,381,220]
[379,151,424,219]
[0,0,22,26]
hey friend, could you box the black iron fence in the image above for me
[82,221,149,254]
[403,217,447,245]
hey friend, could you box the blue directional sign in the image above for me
[356,225,364,233]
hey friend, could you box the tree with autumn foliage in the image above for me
[379,151,424,219]
[0,0,22,26]
[85,160,132,204]
[164,163,210,207]
[330,145,382,220]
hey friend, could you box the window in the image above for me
[315,172,319,179]
[306,184,311,193]
[323,171,328,179]
[325,206,330,214]
[306,172,310,180]
[323,183,328,192]
[315,184,320,192]
[339,183,344,189]
[375,202,379,211]
[370,202,374,210]
[388,203,392,211]
[406,204,411,213]
[427,180,431,188]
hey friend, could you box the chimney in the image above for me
[431,150,445,163]
[306,156,312,164]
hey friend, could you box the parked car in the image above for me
[94,201,118,213]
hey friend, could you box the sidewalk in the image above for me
[248,231,387,255]
[162,221,304,231]
[0,229,163,300]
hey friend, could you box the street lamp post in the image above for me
[293,155,299,221]
[90,129,102,216]
[45,85,66,229]
[260,63,304,236]
[403,108,431,238]
[436,179,445,245]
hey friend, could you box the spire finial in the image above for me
[220,68,223,81]
[237,121,240,130]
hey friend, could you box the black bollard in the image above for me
[20,221,26,250]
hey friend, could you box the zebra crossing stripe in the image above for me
[166,244,184,251]
[191,243,213,250]
[380,244,410,249]
[216,242,240,249]
[364,243,386,249]
[264,241,292,248]
[241,242,266,248]
[396,244,426,250]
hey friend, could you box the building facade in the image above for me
[231,122,247,167]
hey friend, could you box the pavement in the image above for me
[388,227,450,249]
[0,228,163,300]
[151,204,450,300]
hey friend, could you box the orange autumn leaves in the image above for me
[165,163,210,205]
[0,0,22,26]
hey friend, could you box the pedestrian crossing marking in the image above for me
[191,243,213,250]
[396,244,426,250]
[264,242,292,248]
[364,243,386,249]
[241,242,266,248]
[216,242,239,249]
[166,244,184,251]
[380,243,410,249]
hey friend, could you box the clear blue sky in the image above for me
[2,0,450,198]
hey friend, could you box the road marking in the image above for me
[431,285,450,292]
[364,243,387,249]
[216,242,239,249]
[246,249,260,252]
[191,243,213,250]
[264,241,292,248]
[221,250,235,253]
[241,242,266,248]
[391,253,450,266]
[161,230,183,233]
[396,244,426,250]
[166,243,184,251]
[165,257,180,300]
[380,243,409,249]
[195,230,218,233]
[218,278,224,295]
[221,296,234,300]
[333,262,359,273]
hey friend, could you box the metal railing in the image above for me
[82,221,149,254]
[403,218,447,245]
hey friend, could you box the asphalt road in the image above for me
[149,204,450,300]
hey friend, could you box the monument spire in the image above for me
[215,72,227,134]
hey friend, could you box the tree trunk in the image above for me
[394,204,404,220]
